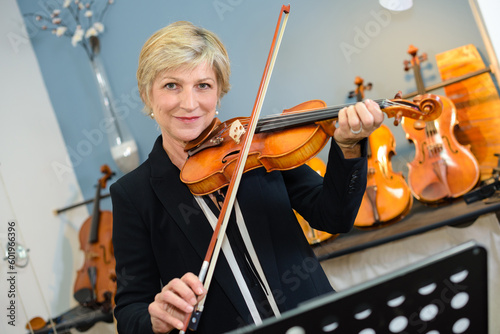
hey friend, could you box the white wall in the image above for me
[0,1,112,333]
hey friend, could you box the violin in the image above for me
[73,164,117,310]
[181,93,443,196]
[350,77,413,229]
[401,45,480,203]
[295,157,337,244]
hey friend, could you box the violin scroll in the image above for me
[383,93,442,126]
[98,164,115,189]
[404,44,427,71]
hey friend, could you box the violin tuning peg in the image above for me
[393,112,402,126]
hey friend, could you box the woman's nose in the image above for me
[179,88,197,111]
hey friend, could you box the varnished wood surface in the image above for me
[313,197,500,261]
[436,44,500,181]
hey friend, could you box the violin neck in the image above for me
[256,99,389,133]
[89,184,102,244]
[413,63,427,96]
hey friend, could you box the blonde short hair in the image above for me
[137,21,231,115]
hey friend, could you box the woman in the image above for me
[111,21,384,334]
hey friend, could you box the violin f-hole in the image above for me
[222,150,240,163]
[100,245,112,264]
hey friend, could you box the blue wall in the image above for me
[17,0,488,211]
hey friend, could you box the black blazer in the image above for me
[111,135,367,334]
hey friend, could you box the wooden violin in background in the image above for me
[74,164,117,311]
[402,45,480,203]
[295,157,337,244]
[349,77,413,229]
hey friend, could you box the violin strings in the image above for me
[258,98,391,123]
[256,98,401,132]
[214,98,415,135]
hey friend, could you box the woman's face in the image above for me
[150,62,219,148]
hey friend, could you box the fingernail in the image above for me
[176,321,183,330]
[186,304,194,313]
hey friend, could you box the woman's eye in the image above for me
[198,83,210,89]
[165,83,177,89]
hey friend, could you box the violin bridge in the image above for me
[229,119,246,144]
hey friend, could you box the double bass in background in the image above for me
[349,77,413,229]
[402,45,480,204]
[74,164,117,311]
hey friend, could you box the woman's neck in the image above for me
[162,137,189,170]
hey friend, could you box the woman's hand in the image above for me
[148,273,207,333]
[334,99,384,158]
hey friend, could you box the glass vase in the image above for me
[89,48,139,174]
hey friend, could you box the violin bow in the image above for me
[180,4,291,333]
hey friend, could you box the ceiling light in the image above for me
[379,0,413,11]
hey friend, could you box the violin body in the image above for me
[295,157,337,244]
[74,210,116,307]
[74,165,117,309]
[354,124,413,228]
[182,100,334,195]
[402,96,480,203]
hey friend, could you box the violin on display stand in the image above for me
[349,77,413,229]
[73,164,117,310]
[401,45,480,204]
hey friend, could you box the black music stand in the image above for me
[226,241,488,334]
